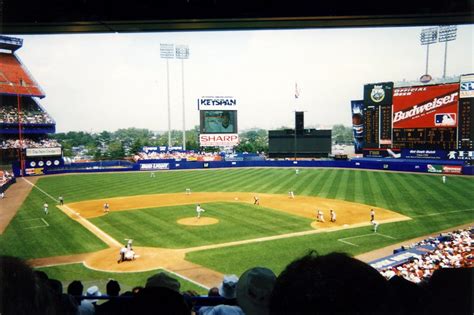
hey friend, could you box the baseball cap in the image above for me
[86,285,102,303]
[218,274,239,299]
[236,267,276,315]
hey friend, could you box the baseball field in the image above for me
[1,168,473,293]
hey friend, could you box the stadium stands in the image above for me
[0,53,44,97]
[0,97,54,125]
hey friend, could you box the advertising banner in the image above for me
[363,82,394,106]
[139,163,170,170]
[25,168,44,176]
[446,150,474,160]
[442,165,462,174]
[460,74,474,99]
[369,245,435,271]
[199,134,239,147]
[351,100,364,153]
[427,164,443,173]
[392,83,459,128]
[26,147,62,157]
[362,148,400,158]
[197,96,238,110]
[401,149,447,160]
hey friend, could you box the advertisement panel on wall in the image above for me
[197,96,238,111]
[26,147,62,157]
[200,110,238,134]
[402,149,447,160]
[363,82,394,106]
[392,83,460,129]
[460,74,474,99]
[351,100,364,153]
[199,134,239,147]
[139,163,170,170]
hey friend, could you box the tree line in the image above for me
[51,125,352,160]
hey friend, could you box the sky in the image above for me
[11,24,474,133]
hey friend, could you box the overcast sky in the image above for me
[12,24,474,133]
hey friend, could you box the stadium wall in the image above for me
[12,158,471,177]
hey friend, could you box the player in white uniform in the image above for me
[43,203,49,215]
[372,220,379,232]
[330,210,336,222]
[289,191,295,199]
[442,175,446,184]
[104,202,110,213]
[196,204,205,219]
[317,210,325,222]
[186,188,191,195]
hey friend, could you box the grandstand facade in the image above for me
[0,35,61,172]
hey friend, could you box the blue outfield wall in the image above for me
[12,158,471,177]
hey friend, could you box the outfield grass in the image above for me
[36,263,207,295]
[1,168,472,275]
[90,202,313,248]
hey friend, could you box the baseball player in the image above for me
[253,195,260,205]
[372,220,379,232]
[330,209,336,222]
[196,204,205,219]
[370,209,375,222]
[43,202,49,215]
[317,210,325,222]
[186,188,191,195]
[58,196,64,205]
[150,172,156,178]
[289,191,295,199]
[442,175,446,184]
[295,169,299,175]
[104,202,110,214]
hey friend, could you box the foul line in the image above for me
[338,232,396,247]
[22,177,58,203]
[22,177,122,248]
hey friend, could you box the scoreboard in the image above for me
[392,127,457,149]
[359,81,472,152]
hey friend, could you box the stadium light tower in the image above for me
[438,25,457,79]
[160,43,175,148]
[420,27,438,76]
[175,45,190,151]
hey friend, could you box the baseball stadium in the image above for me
[0,19,473,315]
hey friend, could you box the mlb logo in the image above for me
[434,113,456,126]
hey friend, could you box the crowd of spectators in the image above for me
[1,246,472,315]
[0,169,14,187]
[379,228,472,283]
[0,138,61,149]
[0,105,54,124]
[133,151,223,162]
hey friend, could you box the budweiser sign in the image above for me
[393,92,458,123]
[392,83,459,129]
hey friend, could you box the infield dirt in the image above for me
[29,192,411,288]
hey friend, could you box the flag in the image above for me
[295,82,300,99]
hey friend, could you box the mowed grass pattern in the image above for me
[1,168,472,265]
[90,202,313,248]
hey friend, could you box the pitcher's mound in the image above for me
[177,217,219,226]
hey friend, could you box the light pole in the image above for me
[438,25,457,79]
[160,43,175,149]
[420,27,438,75]
[175,45,189,151]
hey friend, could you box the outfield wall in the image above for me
[12,158,471,177]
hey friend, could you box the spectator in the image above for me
[236,267,276,315]
[198,275,243,315]
[269,251,391,314]
[145,272,181,292]
[67,280,95,315]
[0,255,56,315]
[96,280,121,315]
